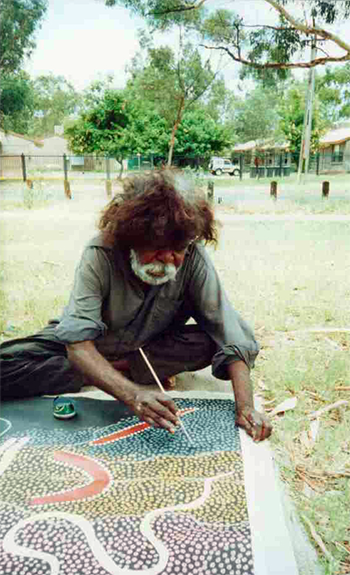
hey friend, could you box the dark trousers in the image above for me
[0,324,217,400]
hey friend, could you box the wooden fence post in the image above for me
[239,154,243,181]
[322,181,329,198]
[63,154,71,199]
[270,180,277,200]
[21,153,27,182]
[207,181,214,204]
[105,156,112,198]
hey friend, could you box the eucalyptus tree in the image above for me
[0,0,47,74]
[31,74,82,136]
[103,0,350,76]
[127,37,218,165]
[0,0,47,132]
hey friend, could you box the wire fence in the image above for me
[0,151,349,182]
[0,154,122,180]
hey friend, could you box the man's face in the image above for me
[130,245,189,286]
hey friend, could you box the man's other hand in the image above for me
[235,407,272,442]
[129,389,180,433]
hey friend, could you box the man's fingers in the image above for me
[147,406,179,430]
[157,396,179,417]
[237,411,272,442]
[143,416,161,428]
[133,393,180,432]
[144,411,177,433]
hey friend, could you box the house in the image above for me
[0,129,43,178]
[232,139,292,177]
[0,128,122,178]
[0,129,43,155]
[31,135,71,171]
[40,135,70,156]
[319,120,350,173]
[36,134,122,174]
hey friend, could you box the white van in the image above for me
[209,157,240,176]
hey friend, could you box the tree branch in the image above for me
[152,0,206,16]
[149,0,350,69]
[265,0,350,55]
[200,44,350,69]
[200,0,350,69]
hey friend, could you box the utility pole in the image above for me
[297,14,317,184]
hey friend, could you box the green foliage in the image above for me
[200,78,237,124]
[126,38,217,163]
[29,74,82,137]
[64,89,133,161]
[104,0,350,74]
[129,41,216,123]
[316,63,350,122]
[174,108,230,156]
[278,80,330,155]
[0,0,47,74]
[308,0,350,23]
[245,25,308,75]
[65,81,229,162]
[127,104,169,155]
[104,0,203,29]
[1,71,82,137]
[0,71,36,133]
[230,87,283,144]
[201,9,242,45]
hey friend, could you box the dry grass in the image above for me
[1,177,350,573]
[212,172,350,215]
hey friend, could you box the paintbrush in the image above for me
[138,347,194,445]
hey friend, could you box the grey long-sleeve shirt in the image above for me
[55,234,259,380]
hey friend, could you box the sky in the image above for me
[25,0,145,90]
[25,0,349,93]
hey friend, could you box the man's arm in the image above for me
[228,361,272,442]
[66,340,180,433]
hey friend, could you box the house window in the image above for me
[332,143,345,163]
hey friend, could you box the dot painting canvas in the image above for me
[0,397,255,575]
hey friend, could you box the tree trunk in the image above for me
[167,97,185,167]
[117,156,124,180]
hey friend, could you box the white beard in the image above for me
[130,249,178,286]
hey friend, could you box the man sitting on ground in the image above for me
[0,170,272,441]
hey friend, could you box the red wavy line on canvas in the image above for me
[93,407,197,445]
[29,408,196,505]
[30,451,110,506]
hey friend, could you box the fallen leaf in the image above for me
[302,516,333,561]
[308,400,349,419]
[270,396,297,417]
[300,430,312,450]
[262,398,276,406]
[257,379,268,390]
[300,419,320,451]
[302,483,318,498]
[310,419,320,443]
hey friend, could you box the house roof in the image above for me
[319,126,350,147]
[0,129,43,147]
[233,140,257,152]
[233,139,289,152]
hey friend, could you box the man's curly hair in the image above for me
[98,170,219,250]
